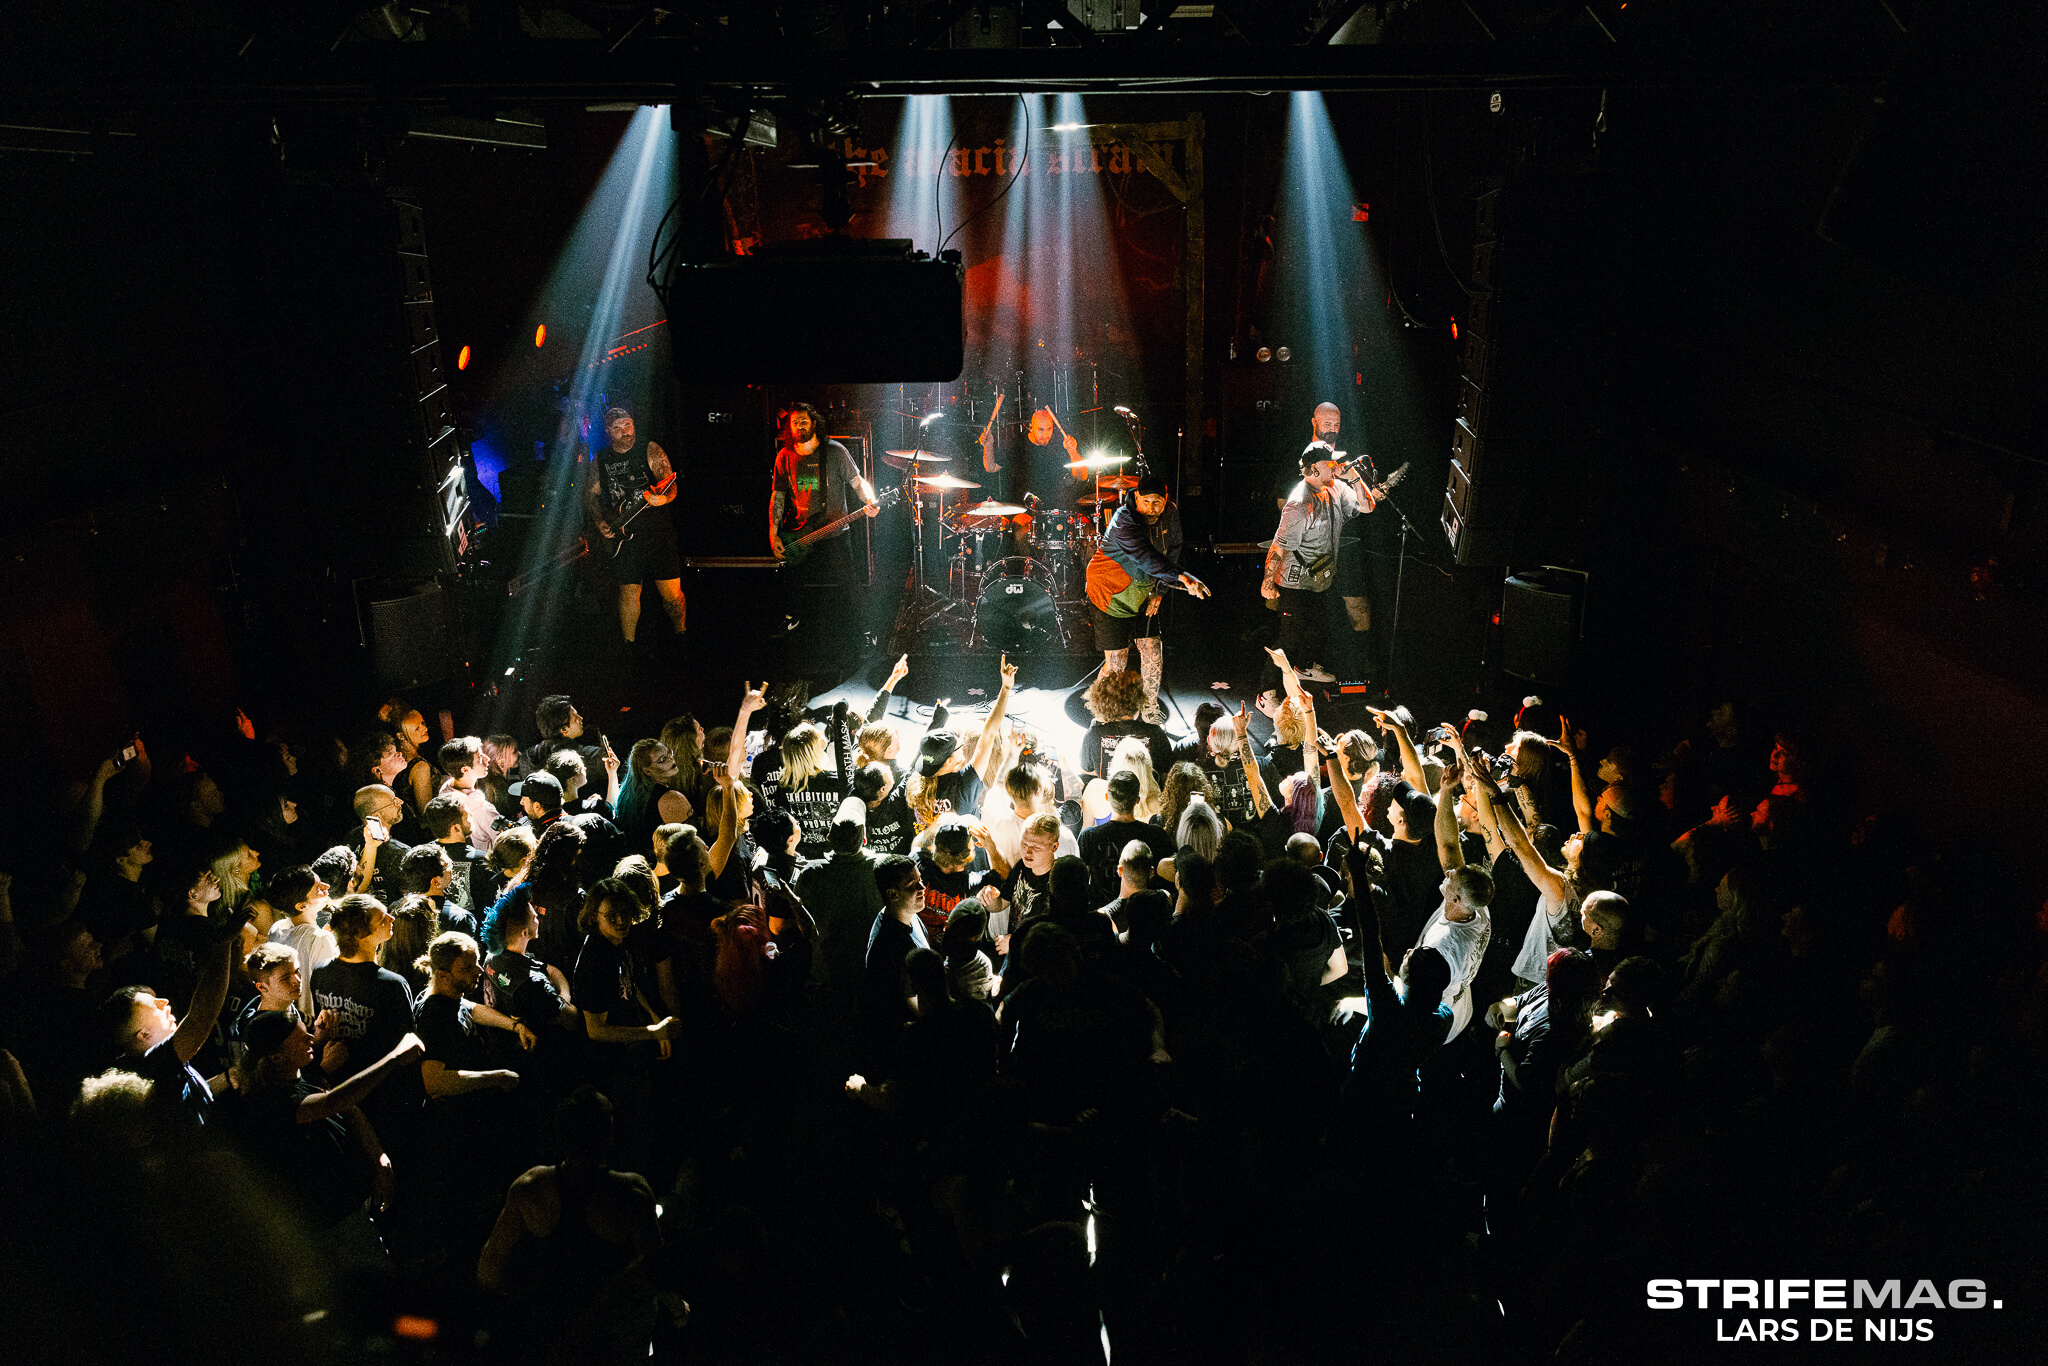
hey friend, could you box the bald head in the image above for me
[1311,403,1341,441]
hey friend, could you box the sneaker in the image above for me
[1298,663,1336,683]
[1140,699,1167,724]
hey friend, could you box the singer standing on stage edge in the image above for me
[1262,402,1380,687]
[1084,471,1210,723]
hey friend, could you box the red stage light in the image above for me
[456,345,471,371]
[1353,202,1370,222]
[534,324,547,348]
[1450,320,1459,339]
[393,1316,438,1341]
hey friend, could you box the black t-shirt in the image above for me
[415,992,490,1075]
[865,787,915,855]
[763,768,848,860]
[998,862,1054,931]
[345,833,415,907]
[1081,720,1175,780]
[572,934,644,1028]
[219,1079,362,1225]
[913,851,989,938]
[595,437,658,520]
[1076,819,1176,905]
[934,767,986,822]
[134,1036,215,1132]
[484,949,575,1084]
[1260,910,1345,1009]
[1192,751,1266,832]
[309,958,415,1080]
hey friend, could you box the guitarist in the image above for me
[1261,403,1381,687]
[770,403,878,639]
[584,406,685,648]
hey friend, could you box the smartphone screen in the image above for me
[121,745,138,763]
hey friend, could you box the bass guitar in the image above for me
[779,486,901,568]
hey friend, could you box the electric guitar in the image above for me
[605,471,678,559]
[778,486,901,568]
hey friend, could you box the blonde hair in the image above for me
[908,773,942,831]
[1275,698,1311,749]
[1107,737,1161,820]
[210,843,255,910]
[779,722,828,791]
[1022,812,1063,847]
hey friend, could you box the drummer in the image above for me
[1083,472,1211,724]
[981,406,1090,541]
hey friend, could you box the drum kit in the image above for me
[882,443,1141,652]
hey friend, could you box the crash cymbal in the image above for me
[1077,495,1112,507]
[1097,473,1139,490]
[1064,453,1131,470]
[960,500,1028,516]
[913,474,981,490]
[882,451,953,471]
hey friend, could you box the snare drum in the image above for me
[973,558,1062,652]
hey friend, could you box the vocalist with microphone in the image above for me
[1084,471,1210,723]
[1261,402,1381,688]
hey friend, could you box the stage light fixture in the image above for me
[457,345,471,370]
[1450,319,1459,339]
[1256,346,1272,362]
[1276,346,1292,362]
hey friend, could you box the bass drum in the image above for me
[974,558,1062,652]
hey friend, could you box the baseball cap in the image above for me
[510,771,564,811]
[917,730,963,779]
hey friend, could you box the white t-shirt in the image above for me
[980,789,1081,866]
[270,918,339,1019]
[1512,888,1574,988]
[1412,903,1492,1040]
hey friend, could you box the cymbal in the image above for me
[882,451,953,471]
[1064,453,1131,470]
[960,500,1027,516]
[1097,474,1139,490]
[913,474,981,490]
[884,448,950,459]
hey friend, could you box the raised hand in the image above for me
[1366,705,1395,735]
[740,680,768,712]
[999,654,1018,689]
[887,654,910,689]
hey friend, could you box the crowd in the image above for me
[0,650,2041,1365]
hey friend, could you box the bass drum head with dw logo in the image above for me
[974,558,1061,652]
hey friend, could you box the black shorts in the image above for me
[610,506,682,585]
[1090,600,1160,653]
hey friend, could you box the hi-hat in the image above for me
[882,450,952,470]
[960,500,1027,516]
[1065,453,1131,470]
[913,473,981,490]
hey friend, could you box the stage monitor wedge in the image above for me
[663,243,964,383]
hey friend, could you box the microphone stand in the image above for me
[1375,488,1432,699]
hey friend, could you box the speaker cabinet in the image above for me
[367,582,452,689]
[1500,572,1581,684]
